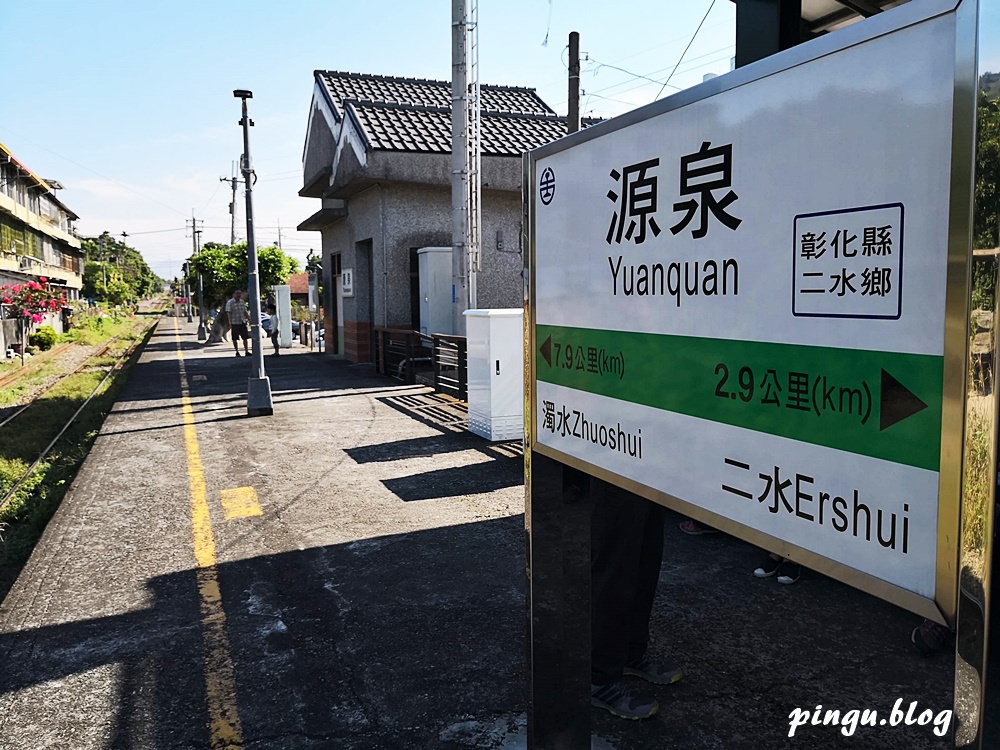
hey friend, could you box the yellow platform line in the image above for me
[174,318,245,749]
[221,487,263,520]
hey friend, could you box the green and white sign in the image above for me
[529,0,975,615]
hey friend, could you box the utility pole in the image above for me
[234,89,273,417]
[468,0,480,312]
[451,0,480,333]
[186,214,202,324]
[194,228,206,341]
[182,260,193,323]
[568,32,581,134]
[220,166,238,245]
[99,234,108,297]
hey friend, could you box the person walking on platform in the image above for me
[591,486,683,720]
[226,289,251,357]
[266,303,280,356]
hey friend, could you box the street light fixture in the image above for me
[234,88,273,416]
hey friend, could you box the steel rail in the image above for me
[0,328,150,516]
[0,339,117,431]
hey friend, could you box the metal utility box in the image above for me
[464,309,524,441]
[418,247,453,335]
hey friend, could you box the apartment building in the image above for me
[0,141,84,299]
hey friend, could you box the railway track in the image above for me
[0,339,120,431]
[0,343,75,391]
[0,322,155,515]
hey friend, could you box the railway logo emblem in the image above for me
[539,167,556,206]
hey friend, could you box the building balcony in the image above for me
[0,193,81,248]
[0,249,83,291]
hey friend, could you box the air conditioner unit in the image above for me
[19,256,33,271]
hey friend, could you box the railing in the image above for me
[433,334,467,401]
[374,327,433,384]
[374,327,469,402]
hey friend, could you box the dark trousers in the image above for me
[591,486,665,685]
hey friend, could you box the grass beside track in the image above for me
[0,317,156,600]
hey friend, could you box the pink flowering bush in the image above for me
[0,277,66,324]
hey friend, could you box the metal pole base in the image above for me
[247,376,274,416]
[197,322,207,341]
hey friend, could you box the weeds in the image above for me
[963,404,991,559]
[0,319,153,581]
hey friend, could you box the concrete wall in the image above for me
[0,311,63,354]
[316,178,525,363]
[302,103,336,187]
[476,188,524,310]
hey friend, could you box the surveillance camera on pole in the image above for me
[234,88,273,417]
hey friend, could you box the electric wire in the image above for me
[654,0,718,101]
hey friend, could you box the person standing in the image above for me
[266,303,280,356]
[591,484,683,720]
[225,289,251,357]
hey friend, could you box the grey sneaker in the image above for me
[776,561,801,585]
[591,681,659,720]
[754,553,782,578]
[623,653,684,685]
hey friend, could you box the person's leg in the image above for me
[625,500,664,663]
[591,484,665,720]
[232,322,241,355]
[243,327,250,354]
[620,501,682,684]
[591,484,647,686]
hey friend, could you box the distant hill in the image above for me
[981,72,1000,99]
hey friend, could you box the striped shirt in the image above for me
[226,297,248,325]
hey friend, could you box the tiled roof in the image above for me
[345,101,567,157]
[316,70,555,117]
[287,272,309,294]
[315,70,568,156]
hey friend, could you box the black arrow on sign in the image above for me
[880,369,928,431]
[540,335,552,367]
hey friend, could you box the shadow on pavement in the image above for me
[0,517,526,749]
[0,511,957,749]
[0,319,958,749]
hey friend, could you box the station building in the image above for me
[297,70,569,362]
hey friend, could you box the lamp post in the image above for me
[183,260,193,323]
[194,231,207,341]
[234,89,273,416]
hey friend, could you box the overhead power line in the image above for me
[118,227,186,235]
[655,0,718,101]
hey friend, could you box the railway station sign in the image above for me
[527,0,976,620]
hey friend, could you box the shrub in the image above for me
[28,325,58,351]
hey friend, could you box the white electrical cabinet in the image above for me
[464,309,524,441]
[418,247,453,335]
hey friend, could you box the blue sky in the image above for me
[1,1,737,280]
[1,1,996,280]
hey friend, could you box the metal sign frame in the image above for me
[525,0,978,625]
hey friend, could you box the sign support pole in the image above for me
[526,453,593,748]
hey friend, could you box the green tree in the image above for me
[81,232,163,303]
[186,242,299,311]
[974,84,1000,310]
[975,90,1000,250]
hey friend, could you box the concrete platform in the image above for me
[0,317,953,749]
